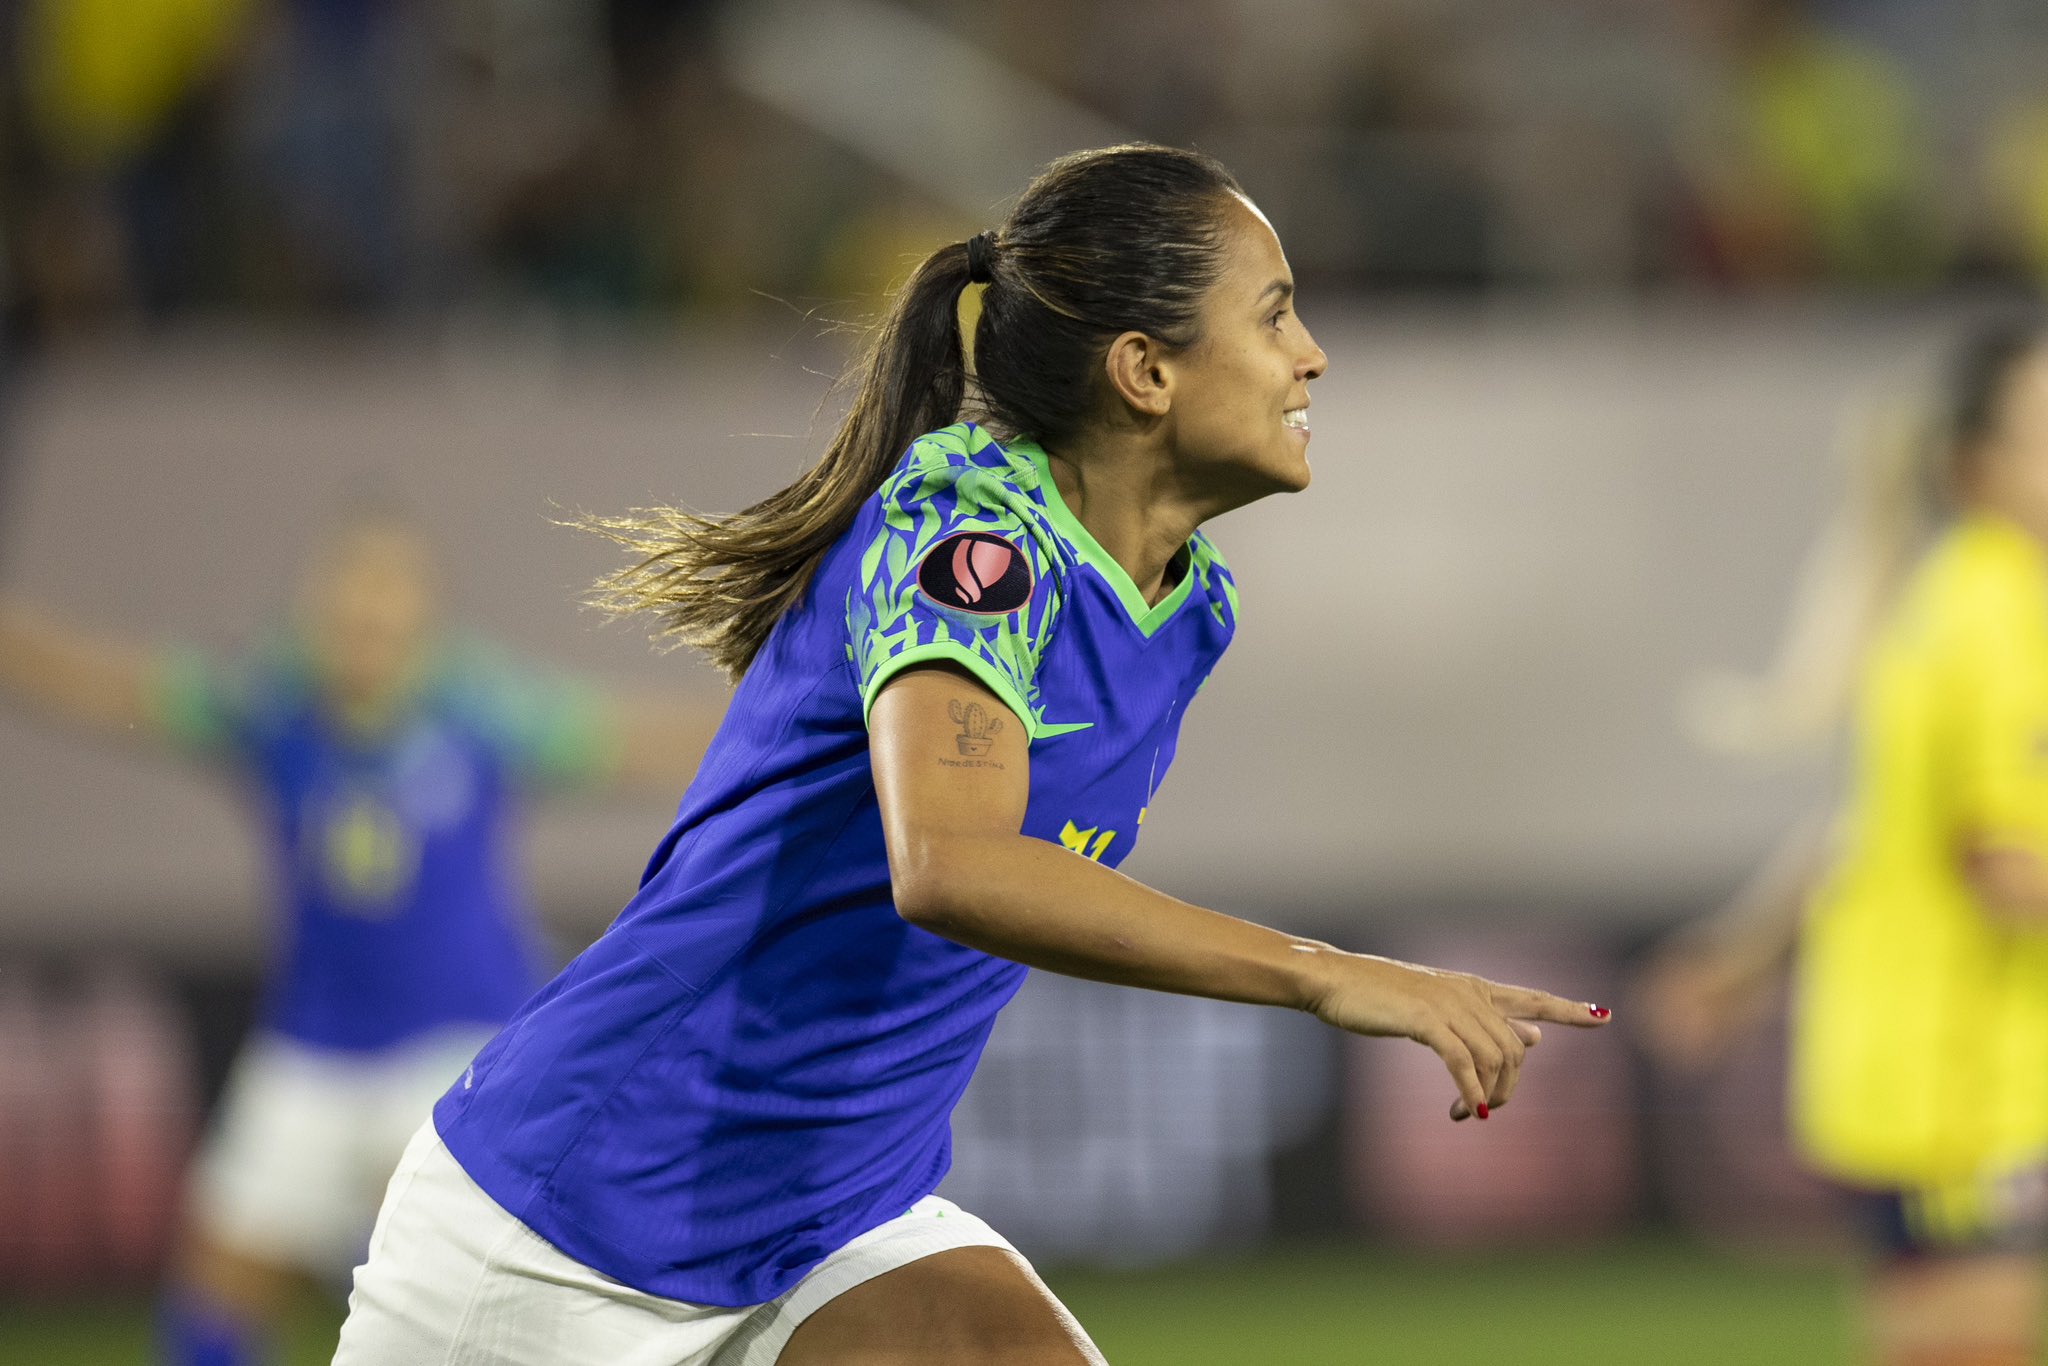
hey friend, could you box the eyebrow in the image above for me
[1256,280,1294,307]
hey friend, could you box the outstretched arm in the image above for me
[589,688,727,796]
[1635,813,1829,1070]
[0,595,171,744]
[871,666,1610,1122]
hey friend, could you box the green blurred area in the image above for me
[1051,1240,1850,1366]
[0,1238,1850,1365]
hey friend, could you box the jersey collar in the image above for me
[1016,438,1198,638]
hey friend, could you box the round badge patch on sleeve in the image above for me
[916,532,1034,615]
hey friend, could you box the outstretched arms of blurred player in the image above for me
[1,592,725,789]
[870,665,1611,1123]
[0,595,171,743]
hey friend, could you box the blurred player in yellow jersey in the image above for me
[1647,320,2048,1366]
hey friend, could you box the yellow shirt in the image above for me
[1794,514,2048,1187]
[23,0,254,169]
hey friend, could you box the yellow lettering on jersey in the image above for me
[1058,820,1116,862]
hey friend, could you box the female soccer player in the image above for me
[0,509,716,1366]
[333,144,1613,1366]
[1645,320,2048,1366]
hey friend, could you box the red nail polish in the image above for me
[1588,1004,1611,1019]
[1476,1102,1489,1120]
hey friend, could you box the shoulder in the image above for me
[424,634,581,724]
[879,423,1051,525]
[865,423,1069,590]
[156,629,311,754]
[233,629,318,721]
[427,633,514,692]
[1890,519,2045,665]
[1916,518,2043,622]
[415,636,527,738]
[1185,530,1240,633]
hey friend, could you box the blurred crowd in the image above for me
[6,0,2048,345]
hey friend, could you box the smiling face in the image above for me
[1157,193,1328,501]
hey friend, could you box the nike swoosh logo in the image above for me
[1035,721,1094,738]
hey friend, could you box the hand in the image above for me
[1302,951,1610,1121]
[1962,843,2048,925]
[1631,941,1777,1072]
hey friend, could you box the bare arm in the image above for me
[1636,813,1830,1068]
[871,666,1610,1122]
[590,688,727,796]
[0,595,169,743]
[1684,813,1830,976]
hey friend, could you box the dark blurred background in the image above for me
[2,0,2040,1360]
[11,0,2048,328]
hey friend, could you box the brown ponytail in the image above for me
[581,241,975,677]
[585,144,1242,679]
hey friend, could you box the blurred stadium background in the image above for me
[4,0,2044,1360]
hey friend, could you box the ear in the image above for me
[1102,331,1173,419]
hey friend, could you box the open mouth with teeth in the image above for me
[1282,408,1309,430]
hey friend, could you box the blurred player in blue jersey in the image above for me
[0,506,718,1366]
[334,144,1615,1366]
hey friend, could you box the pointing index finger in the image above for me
[1490,986,1612,1028]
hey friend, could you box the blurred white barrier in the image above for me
[0,307,1975,946]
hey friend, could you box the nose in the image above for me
[1298,327,1328,381]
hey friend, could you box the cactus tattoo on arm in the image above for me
[948,698,1003,757]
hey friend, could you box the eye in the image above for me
[1267,306,1289,330]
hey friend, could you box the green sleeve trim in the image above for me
[520,682,624,792]
[860,641,1042,740]
[149,648,232,754]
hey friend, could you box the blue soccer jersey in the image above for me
[153,637,616,1052]
[433,423,1239,1306]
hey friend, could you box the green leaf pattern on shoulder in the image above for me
[846,425,1067,722]
[1186,531,1239,630]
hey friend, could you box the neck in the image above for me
[323,662,424,737]
[1965,485,2048,549]
[1043,428,1237,604]
[330,687,403,736]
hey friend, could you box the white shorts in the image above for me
[334,1123,1021,1366]
[190,1027,494,1276]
